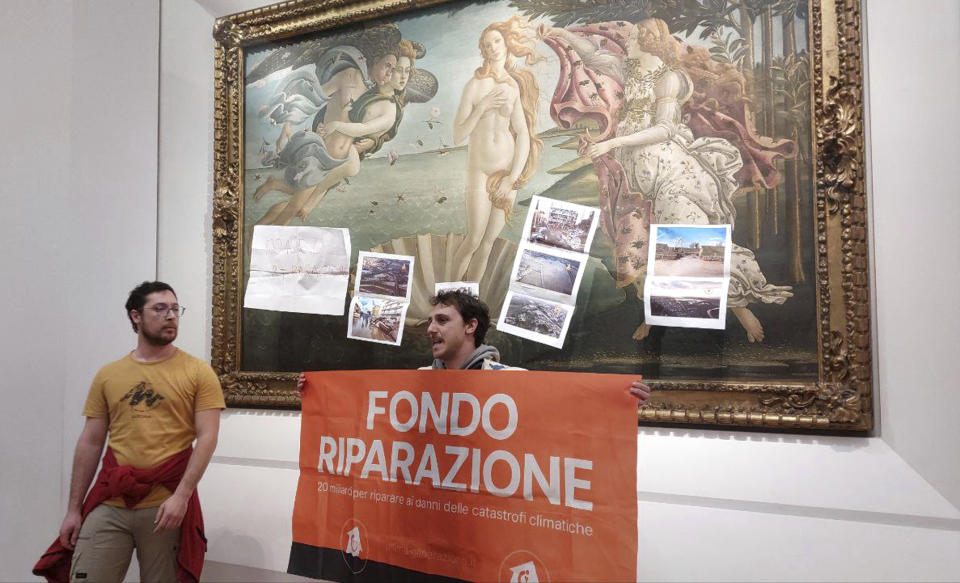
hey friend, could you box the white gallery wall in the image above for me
[0,3,72,578]
[0,1,160,581]
[1,0,956,581]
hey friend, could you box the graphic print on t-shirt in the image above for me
[119,381,166,413]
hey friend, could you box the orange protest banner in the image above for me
[288,370,638,582]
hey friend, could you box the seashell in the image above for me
[369,233,517,324]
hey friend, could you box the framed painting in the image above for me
[212,0,871,432]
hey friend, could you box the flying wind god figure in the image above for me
[247,24,438,227]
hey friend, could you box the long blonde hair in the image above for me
[633,18,682,66]
[475,16,542,219]
[635,18,747,107]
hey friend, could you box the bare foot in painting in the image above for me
[632,322,652,341]
[732,307,764,343]
[253,176,285,201]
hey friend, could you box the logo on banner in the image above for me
[499,550,549,583]
[339,518,369,574]
[509,560,540,582]
[345,527,362,557]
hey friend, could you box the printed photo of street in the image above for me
[524,196,598,254]
[357,253,413,299]
[514,248,582,297]
[348,297,406,345]
[651,225,729,278]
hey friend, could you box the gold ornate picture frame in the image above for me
[212,0,871,432]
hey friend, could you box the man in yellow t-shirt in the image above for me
[56,281,225,583]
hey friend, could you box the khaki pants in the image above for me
[70,504,180,583]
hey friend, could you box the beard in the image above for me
[142,326,177,346]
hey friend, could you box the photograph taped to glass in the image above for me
[509,243,586,303]
[347,296,409,345]
[648,224,731,279]
[497,291,574,348]
[355,251,416,301]
[644,277,728,330]
[520,195,600,255]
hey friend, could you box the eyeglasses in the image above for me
[144,304,186,317]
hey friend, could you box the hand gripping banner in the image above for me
[288,370,638,582]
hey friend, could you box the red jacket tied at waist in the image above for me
[33,447,207,583]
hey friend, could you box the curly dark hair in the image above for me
[125,281,176,333]
[429,290,490,346]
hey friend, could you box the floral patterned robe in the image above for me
[542,21,793,307]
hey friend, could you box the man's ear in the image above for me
[130,309,142,332]
[465,317,478,336]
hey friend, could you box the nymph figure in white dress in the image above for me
[540,18,793,342]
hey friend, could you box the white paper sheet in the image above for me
[244,226,351,315]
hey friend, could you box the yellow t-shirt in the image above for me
[83,349,225,508]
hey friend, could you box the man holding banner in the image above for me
[291,290,649,582]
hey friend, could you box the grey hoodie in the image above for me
[430,344,501,370]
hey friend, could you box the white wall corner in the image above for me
[864,0,960,511]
